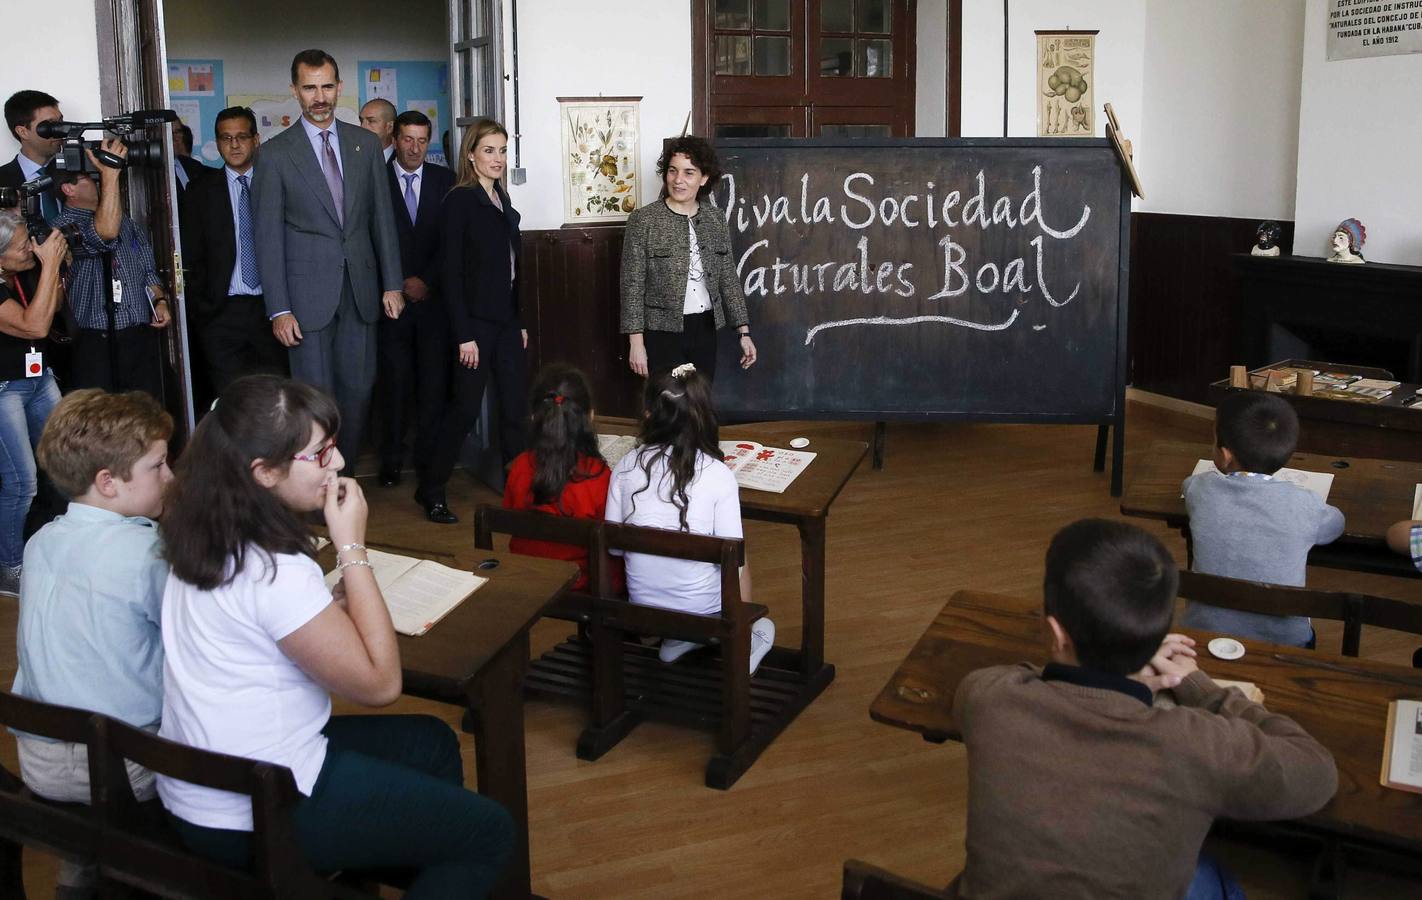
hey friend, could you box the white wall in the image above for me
[956,0,1307,222]
[1294,0,1422,264]
[1136,0,1304,221]
[500,1,693,231]
[0,0,104,160]
[915,0,948,136]
[164,0,446,101]
[959,0,1144,141]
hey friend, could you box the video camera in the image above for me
[36,108,179,175]
[0,179,83,248]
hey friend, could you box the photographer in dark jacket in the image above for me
[413,118,523,525]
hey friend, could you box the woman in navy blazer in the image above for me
[414,118,526,524]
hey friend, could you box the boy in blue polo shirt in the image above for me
[1181,391,1344,645]
[11,389,173,807]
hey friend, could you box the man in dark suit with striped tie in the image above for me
[181,106,287,396]
[253,48,404,474]
[374,110,455,487]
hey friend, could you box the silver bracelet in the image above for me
[337,559,373,572]
[338,542,366,553]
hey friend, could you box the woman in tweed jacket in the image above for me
[619,136,757,382]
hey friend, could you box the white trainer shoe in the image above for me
[0,563,19,599]
[659,638,703,664]
[749,617,776,675]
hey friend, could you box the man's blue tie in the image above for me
[237,174,260,290]
[403,172,418,225]
[38,187,58,225]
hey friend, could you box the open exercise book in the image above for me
[1382,699,1422,794]
[1190,460,1334,503]
[324,549,487,637]
[596,434,817,494]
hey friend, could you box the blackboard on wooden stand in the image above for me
[708,137,1132,495]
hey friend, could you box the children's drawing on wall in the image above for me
[558,97,641,225]
[1036,31,1097,137]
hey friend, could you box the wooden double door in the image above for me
[693,0,917,139]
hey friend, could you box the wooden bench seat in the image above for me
[1177,570,1422,664]
[1,689,381,899]
[476,505,830,789]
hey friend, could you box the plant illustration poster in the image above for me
[559,97,641,225]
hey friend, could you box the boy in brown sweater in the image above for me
[950,519,1337,900]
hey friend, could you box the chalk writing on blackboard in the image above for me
[713,166,1091,345]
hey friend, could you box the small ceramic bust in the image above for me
[1251,220,1282,257]
[1326,218,1366,264]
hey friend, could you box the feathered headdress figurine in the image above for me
[1328,218,1367,264]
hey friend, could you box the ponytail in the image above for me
[526,365,604,510]
[628,364,719,531]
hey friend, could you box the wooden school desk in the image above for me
[869,589,1422,854]
[1208,360,1422,463]
[1120,439,1422,578]
[597,418,868,687]
[323,545,578,900]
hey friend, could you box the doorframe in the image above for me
[94,0,199,436]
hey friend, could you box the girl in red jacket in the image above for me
[503,365,623,592]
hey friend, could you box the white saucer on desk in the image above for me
[1207,637,1245,660]
[789,437,810,449]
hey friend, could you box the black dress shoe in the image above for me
[415,491,458,524]
[423,501,458,525]
[378,466,402,487]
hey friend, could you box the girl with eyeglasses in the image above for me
[157,374,512,898]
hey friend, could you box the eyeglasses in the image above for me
[216,132,255,145]
[292,440,338,467]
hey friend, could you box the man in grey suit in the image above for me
[254,48,404,473]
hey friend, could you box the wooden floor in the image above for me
[5,404,1420,898]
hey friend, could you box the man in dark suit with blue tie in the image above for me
[375,110,455,489]
[181,106,287,397]
[253,48,404,474]
[1,91,64,220]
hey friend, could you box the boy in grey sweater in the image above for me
[1180,392,1345,646]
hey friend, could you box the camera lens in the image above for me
[123,138,165,169]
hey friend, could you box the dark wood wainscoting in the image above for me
[520,227,643,418]
[1128,213,1294,404]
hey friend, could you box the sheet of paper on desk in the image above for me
[1190,460,1334,503]
[1350,378,1401,392]
[1414,485,1422,520]
[597,434,638,466]
[324,549,487,637]
[1381,699,1422,794]
[719,441,816,493]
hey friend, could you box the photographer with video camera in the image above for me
[0,210,68,595]
[52,137,171,398]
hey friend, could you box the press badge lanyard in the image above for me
[11,278,42,379]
